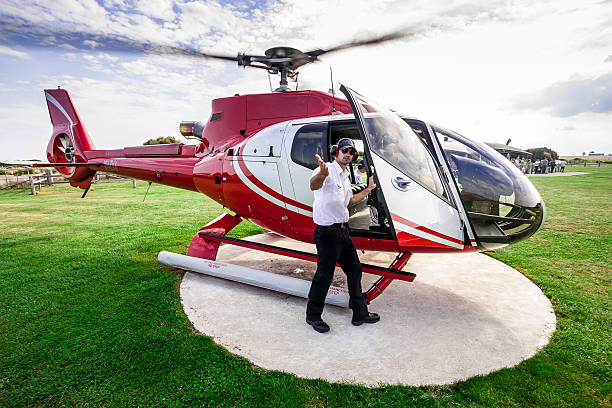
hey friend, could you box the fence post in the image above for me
[29,176,35,195]
[132,179,136,188]
[46,169,52,186]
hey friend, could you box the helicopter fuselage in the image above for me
[41,87,544,259]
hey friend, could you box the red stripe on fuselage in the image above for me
[391,212,464,246]
[235,156,313,212]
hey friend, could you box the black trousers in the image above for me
[306,224,369,320]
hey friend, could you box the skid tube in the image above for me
[198,231,417,282]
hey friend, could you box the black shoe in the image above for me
[352,312,380,326]
[306,318,330,333]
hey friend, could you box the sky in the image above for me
[0,0,610,160]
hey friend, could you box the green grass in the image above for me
[0,168,610,407]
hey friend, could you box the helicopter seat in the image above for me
[348,182,369,223]
[351,183,367,194]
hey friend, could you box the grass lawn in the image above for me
[0,167,610,407]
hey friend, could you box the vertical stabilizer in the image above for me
[44,88,96,186]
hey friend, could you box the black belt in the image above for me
[319,222,348,228]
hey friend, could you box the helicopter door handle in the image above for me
[391,176,411,192]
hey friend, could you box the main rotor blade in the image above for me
[0,16,238,62]
[305,28,418,59]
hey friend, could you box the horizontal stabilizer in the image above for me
[33,163,102,167]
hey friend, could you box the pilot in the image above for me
[306,138,379,333]
[354,159,366,184]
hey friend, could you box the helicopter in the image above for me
[30,30,545,305]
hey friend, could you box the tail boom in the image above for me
[42,88,200,191]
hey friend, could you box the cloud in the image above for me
[0,0,528,64]
[0,44,29,58]
[2,0,612,158]
[605,55,612,63]
[513,72,612,117]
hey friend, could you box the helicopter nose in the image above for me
[435,128,546,251]
[446,153,545,249]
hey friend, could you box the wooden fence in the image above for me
[26,170,136,195]
[566,161,610,167]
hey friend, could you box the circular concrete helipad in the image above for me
[179,233,556,386]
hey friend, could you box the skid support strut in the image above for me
[197,231,417,282]
[364,252,412,303]
[187,213,242,260]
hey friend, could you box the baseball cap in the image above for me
[337,138,356,150]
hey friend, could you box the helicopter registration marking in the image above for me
[204,261,224,269]
[103,159,118,169]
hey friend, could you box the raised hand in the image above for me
[310,154,329,191]
[315,154,329,177]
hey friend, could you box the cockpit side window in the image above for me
[290,123,327,170]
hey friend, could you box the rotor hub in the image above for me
[264,46,304,59]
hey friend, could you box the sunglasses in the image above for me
[341,147,356,155]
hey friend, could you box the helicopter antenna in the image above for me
[143,181,152,202]
[267,71,273,92]
[330,66,336,112]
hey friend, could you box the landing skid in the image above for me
[164,213,415,305]
[158,251,351,307]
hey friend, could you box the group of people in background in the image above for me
[510,156,566,174]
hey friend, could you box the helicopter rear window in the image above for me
[291,123,327,170]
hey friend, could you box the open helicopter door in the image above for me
[340,85,465,251]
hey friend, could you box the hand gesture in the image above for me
[315,154,329,178]
[366,175,377,192]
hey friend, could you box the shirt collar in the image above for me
[331,160,348,178]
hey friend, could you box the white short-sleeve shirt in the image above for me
[354,169,365,184]
[311,160,353,226]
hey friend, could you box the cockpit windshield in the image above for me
[349,90,446,199]
[433,126,545,249]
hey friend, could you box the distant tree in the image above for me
[582,151,586,156]
[526,147,558,160]
[143,136,181,145]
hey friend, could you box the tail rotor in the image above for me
[51,134,76,176]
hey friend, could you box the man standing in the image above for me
[541,157,548,174]
[354,159,366,183]
[306,138,379,333]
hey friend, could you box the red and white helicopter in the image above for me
[33,34,545,306]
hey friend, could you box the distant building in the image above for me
[484,143,532,159]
